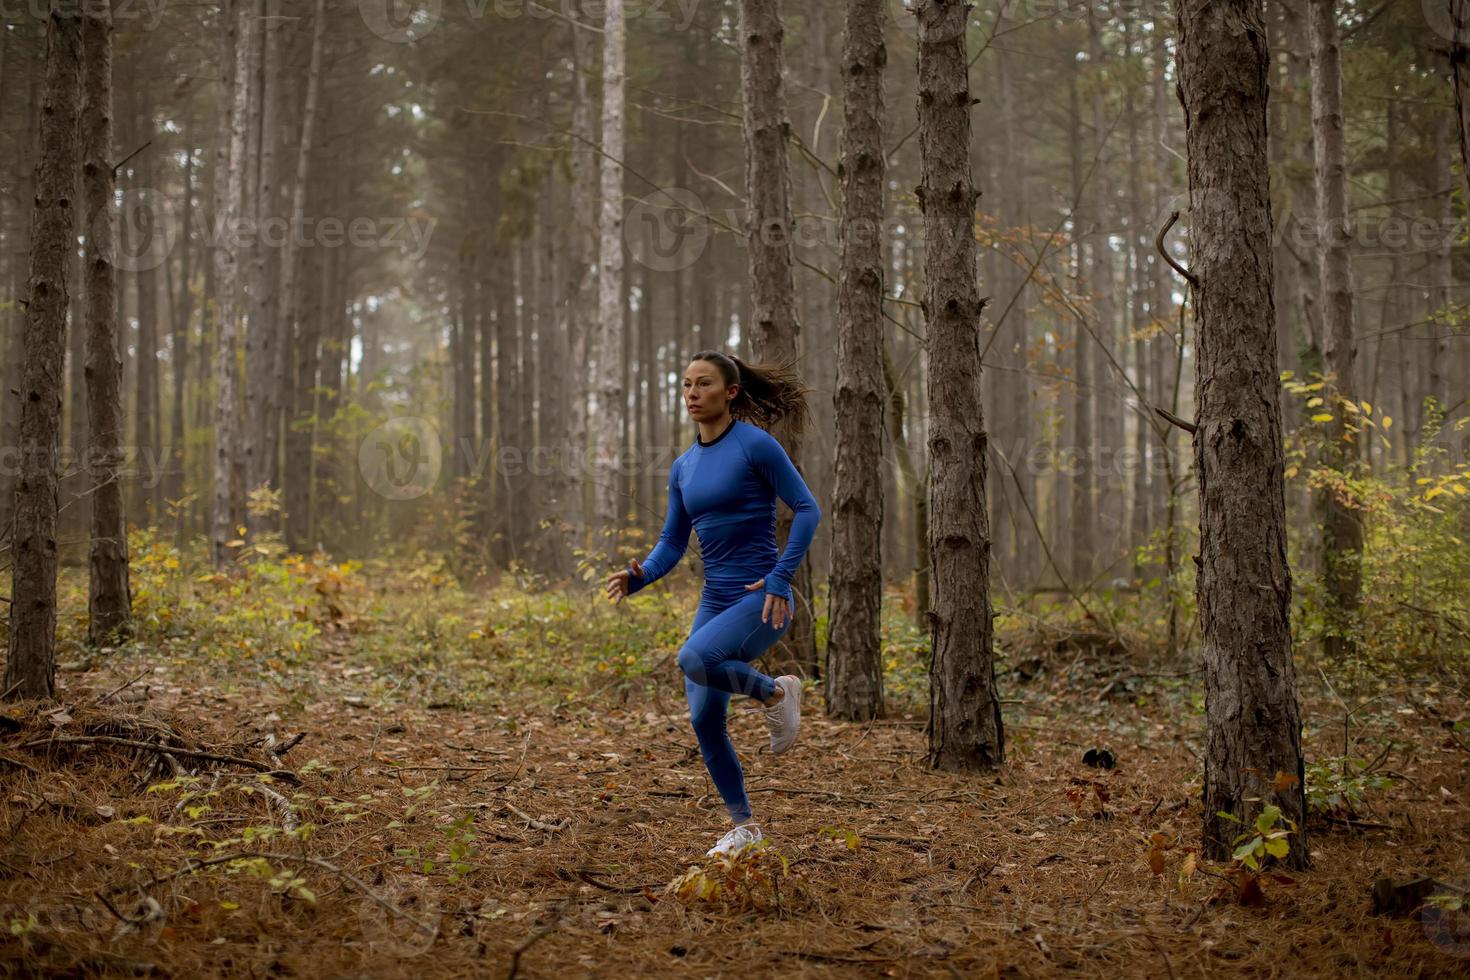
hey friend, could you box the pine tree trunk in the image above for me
[132,99,161,529]
[1124,19,1151,571]
[495,252,519,566]
[453,239,475,481]
[212,0,249,569]
[1309,0,1363,661]
[568,11,598,540]
[916,0,1003,772]
[881,341,927,625]
[1067,68,1095,587]
[1087,9,1123,567]
[65,200,88,547]
[1175,0,1309,866]
[1432,115,1454,410]
[81,0,131,646]
[285,240,322,553]
[2,63,43,541]
[592,0,626,553]
[1449,1,1470,213]
[169,147,194,535]
[476,191,497,550]
[1151,25,1181,647]
[827,0,886,721]
[241,0,268,503]
[5,3,83,701]
[279,0,325,552]
[255,0,284,497]
[738,0,818,676]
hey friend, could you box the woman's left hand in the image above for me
[744,577,790,630]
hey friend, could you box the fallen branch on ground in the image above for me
[18,734,299,783]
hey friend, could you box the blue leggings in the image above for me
[677,589,791,823]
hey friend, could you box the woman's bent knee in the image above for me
[677,644,705,681]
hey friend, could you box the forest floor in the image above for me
[1,553,1468,978]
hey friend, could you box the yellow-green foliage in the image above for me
[1283,376,1470,679]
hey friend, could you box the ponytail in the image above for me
[691,349,812,438]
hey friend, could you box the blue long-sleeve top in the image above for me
[626,417,821,604]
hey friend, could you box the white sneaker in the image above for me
[706,822,763,857]
[764,675,801,754]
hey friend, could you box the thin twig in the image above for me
[504,802,570,832]
[93,668,151,705]
[19,735,298,783]
[1155,406,1198,436]
[1156,211,1199,288]
[574,868,652,894]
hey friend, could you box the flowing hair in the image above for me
[690,349,812,438]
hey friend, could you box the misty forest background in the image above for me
[1,0,1469,974]
[2,1,1467,662]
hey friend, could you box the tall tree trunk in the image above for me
[1432,113,1454,411]
[1088,9,1124,568]
[1278,0,1324,552]
[81,0,131,646]
[568,12,598,540]
[495,251,519,566]
[132,98,160,529]
[212,0,249,569]
[987,28,1031,585]
[826,0,886,721]
[1175,0,1308,866]
[250,0,283,498]
[285,239,323,552]
[1449,1,1470,212]
[6,3,82,701]
[453,236,475,481]
[1067,62,1095,587]
[279,0,325,551]
[1310,0,1363,661]
[1152,24,1181,651]
[916,0,1004,772]
[65,179,88,547]
[240,0,266,505]
[883,341,927,625]
[738,0,818,676]
[476,188,497,551]
[1124,19,1151,572]
[169,147,194,536]
[592,0,626,554]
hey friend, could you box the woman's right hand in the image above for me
[605,558,646,603]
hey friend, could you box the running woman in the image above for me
[605,350,821,858]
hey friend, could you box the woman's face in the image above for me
[684,359,737,421]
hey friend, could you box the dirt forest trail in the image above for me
[2,617,1467,978]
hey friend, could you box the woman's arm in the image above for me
[626,457,692,595]
[745,428,821,601]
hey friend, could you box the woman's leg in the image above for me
[676,590,790,702]
[678,591,793,823]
